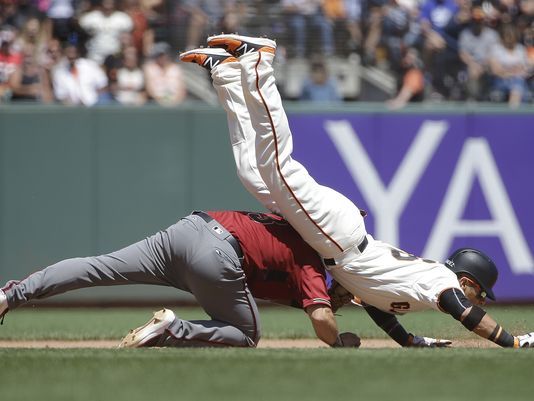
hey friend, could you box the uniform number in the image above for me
[247,212,288,226]
[389,302,410,314]
[390,249,436,264]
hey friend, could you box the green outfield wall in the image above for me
[0,103,531,302]
[0,104,260,302]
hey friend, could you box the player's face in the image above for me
[460,277,486,306]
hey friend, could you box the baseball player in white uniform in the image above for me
[180,34,534,348]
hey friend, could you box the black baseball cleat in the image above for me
[207,34,276,57]
[179,48,238,71]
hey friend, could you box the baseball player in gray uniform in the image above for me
[0,209,363,348]
[180,34,534,348]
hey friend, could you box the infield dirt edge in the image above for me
[0,338,498,349]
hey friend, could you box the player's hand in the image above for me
[408,334,452,348]
[516,332,534,348]
[332,332,361,348]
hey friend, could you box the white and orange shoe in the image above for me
[0,289,8,324]
[207,34,276,57]
[179,48,238,71]
[118,308,176,348]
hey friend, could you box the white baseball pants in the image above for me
[212,52,367,260]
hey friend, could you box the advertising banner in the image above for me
[290,113,534,302]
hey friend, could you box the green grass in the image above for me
[1,306,534,401]
[0,305,532,341]
[1,348,533,401]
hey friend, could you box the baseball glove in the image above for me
[328,280,354,312]
[332,332,361,348]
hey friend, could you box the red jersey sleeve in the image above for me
[296,263,331,309]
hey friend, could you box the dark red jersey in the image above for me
[207,211,330,310]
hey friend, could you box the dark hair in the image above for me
[500,24,518,42]
[310,59,327,73]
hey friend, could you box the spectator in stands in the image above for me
[10,42,54,102]
[51,42,108,105]
[489,24,531,107]
[519,0,534,20]
[14,16,49,61]
[397,0,424,54]
[381,0,412,72]
[219,0,249,36]
[344,0,363,53]
[180,0,229,50]
[300,58,342,101]
[123,0,151,56]
[143,41,186,106]
[525,23,534,97]
[44,0,78,42]
[100,52,121,104]
[525,22,534,63]
[492,0,522,24]
[39,38,63,101]
[397,0,424,40]
[420,0,459,54]
[0,25,22,102]
[282,0,335,57]
[41,37,63,79]
[116,45,146,105]
[458,7,499,100]
[0,0,26,29]
[80,0,133,64]
[362,0,387,65]
[386,47,425,109]
[142,0,172,50]
[420,0,464,98]
[323,0,362,53]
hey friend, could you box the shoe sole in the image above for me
[207,34,276,56]
[0,290,7,323]
[179,49,238,68]
[118,308,175,348]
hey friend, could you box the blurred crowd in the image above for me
[0,0,533,106]
[0,0,187,105]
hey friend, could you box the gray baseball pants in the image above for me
[2,213,260,347]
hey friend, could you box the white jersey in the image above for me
[79,11,133,64]
[327,236,462,314]
[52,58,107,106]
[210,46,459,314]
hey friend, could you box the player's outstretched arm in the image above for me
[305,304,360,348]
[363,305,451,347]
[438,288,534,348]
[459,307,534,348]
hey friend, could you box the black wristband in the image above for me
[495,329,515,348]
[364,305,410,346]
[461,306,486,331]
[387,321,411,346]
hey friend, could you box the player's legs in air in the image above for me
[0,213,260,347]
[180,48,279,214]
[183,35,367,260]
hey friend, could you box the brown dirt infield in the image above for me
[0,338,498,349]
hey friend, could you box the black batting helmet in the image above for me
[445,248,498,300]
